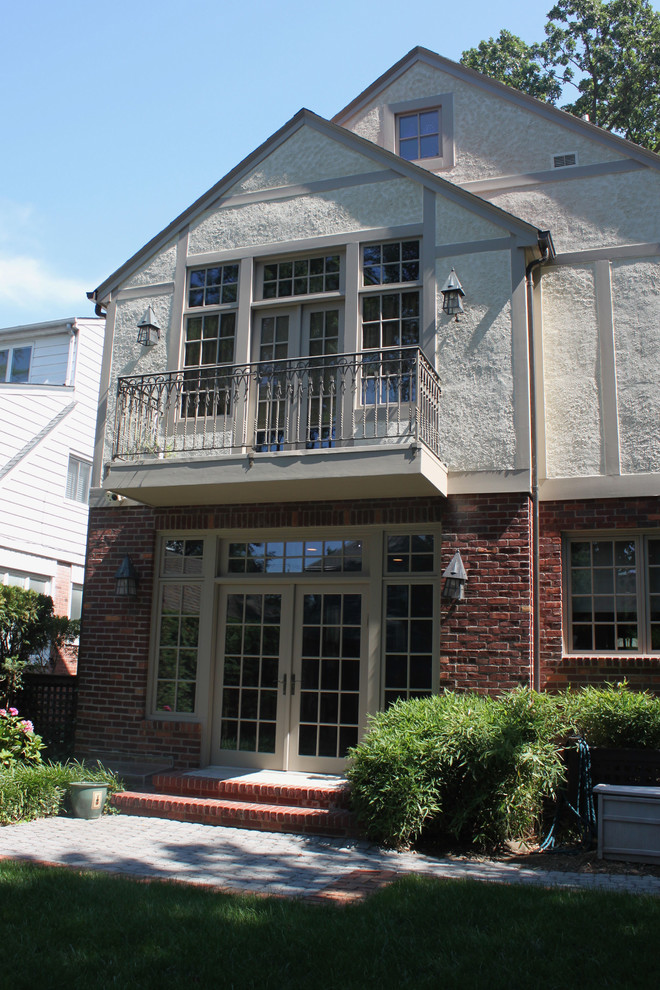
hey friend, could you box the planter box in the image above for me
[594,784,660,864]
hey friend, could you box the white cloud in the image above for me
[0,254,89,312]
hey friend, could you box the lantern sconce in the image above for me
[442,550,467,602]
[114,555,139,598]
[137,305,161,346]
[441,268,465,321]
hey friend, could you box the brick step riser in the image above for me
[112,792,359,838]
[152,774,352,811]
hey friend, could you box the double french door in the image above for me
[212,584,365,772]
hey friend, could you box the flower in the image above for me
[0,709,6,717]
[20,720,34,734]
[8,707,19,716]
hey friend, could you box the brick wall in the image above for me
[76,493,535,767]
[539,496,660,693]
[49,562,78,676]
[440,493,533,692]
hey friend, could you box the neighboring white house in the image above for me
[0,317,105,672]
[76,47,660,774]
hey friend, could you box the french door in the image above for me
[211,584,365,772]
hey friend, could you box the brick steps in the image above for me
[111,771,359,837]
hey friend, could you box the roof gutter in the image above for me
[526,229,555,691]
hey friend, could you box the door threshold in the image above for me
[187,766,348,787]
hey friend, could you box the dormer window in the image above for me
[398,110,441,161]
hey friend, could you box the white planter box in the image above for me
[594,784,660,864]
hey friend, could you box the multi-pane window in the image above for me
[386,534,434,572]
[1,570,50,594]
[262,255,340,298]
[188,265,239,307]
[220,592,281,754]
[397,110,441,161]
[183,313,236,418]
[362,241,419,286]
[566,536,660,653]
[65,456,91,503]
[299,592,362,759]
[384,584,434,706]
[0,345,32,383]
[184,313,236,367]
[362,293,420,350]
[155,539,204,714]
[226,540,362,574]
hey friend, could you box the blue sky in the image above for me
[0,0,656,327]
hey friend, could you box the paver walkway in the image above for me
[1,815,659,900]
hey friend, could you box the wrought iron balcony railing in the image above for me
[112,347,442,461]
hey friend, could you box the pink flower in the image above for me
[20,720,34,734]
[0,709,6,717]
[8,707,18,716]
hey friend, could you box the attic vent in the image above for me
[553,153,577,168]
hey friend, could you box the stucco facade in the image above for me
[77,48,660,774]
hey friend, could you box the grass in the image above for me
[0,862,658,989]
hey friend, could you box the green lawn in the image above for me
[1,861,657,989]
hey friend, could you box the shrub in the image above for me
[347,688,565,850]
[0,586,78,706]
[0,761,123,826]
[0,707,44,767]
[562,682,660,749]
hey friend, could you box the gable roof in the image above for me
[89,106,546,307]
[333,46,660,171]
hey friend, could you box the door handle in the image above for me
[290,673,296,696]
[281,673,287,696]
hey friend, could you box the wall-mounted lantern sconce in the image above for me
[137,305,161,346]
[442,550,468,601]
[441,269,465,321]
[114,555,138,598]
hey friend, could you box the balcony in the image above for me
[105,347,447,506]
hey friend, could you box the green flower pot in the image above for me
[68,782,109,819]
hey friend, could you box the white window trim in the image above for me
[383,93,455,171]
[66,454,92,504]
[0,343,33,383]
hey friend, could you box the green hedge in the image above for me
[347,684,660,850]
[0,761,123,825]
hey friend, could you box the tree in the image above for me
[461,0,660,152]
[461,30,562,103]
[0,586,77,706]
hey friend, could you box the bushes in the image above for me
[347,684,660,850]
[0,761,122,826]
[0,707,44,767]
[562,683,660,749]
[347,688,565,850]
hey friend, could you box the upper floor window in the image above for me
[65,455,91,503]
[362,241,419,286]
[398,110,440,161]
[262,254,341,299]
[361,292,420,350]
[566,535,660,654]
[0,345,32,383]
[188,265,239,307]
[184,313,236,368]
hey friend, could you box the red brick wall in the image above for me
[440,493,533,693]
[76,494,536,767]
[49,562,78,676]
[539,496,660,693]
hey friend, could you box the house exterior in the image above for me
[77,47,660,774]
[0,317,105,673]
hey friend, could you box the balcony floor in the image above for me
[104,443,448,506]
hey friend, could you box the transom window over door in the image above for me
[261,254,340,298]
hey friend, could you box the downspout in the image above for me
[525,230,554,691]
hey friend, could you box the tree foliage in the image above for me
[0,586,77,706]
[461,0,660,152]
